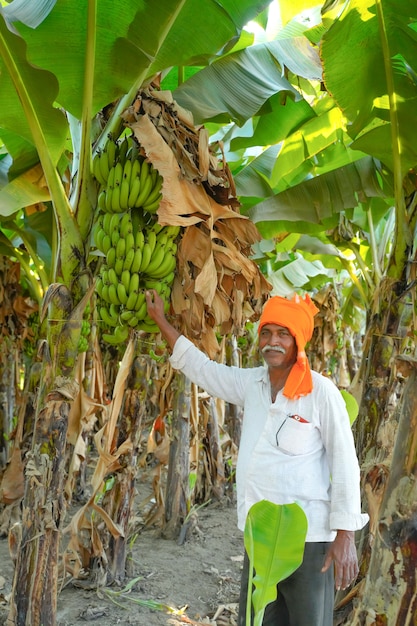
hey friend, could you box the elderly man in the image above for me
[145,290,368,626]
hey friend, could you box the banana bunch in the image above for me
[94,205,180,343]
[93,134,163,215]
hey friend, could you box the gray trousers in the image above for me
[238,542,334,626]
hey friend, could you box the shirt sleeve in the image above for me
[317,377,369,532]
[169,335,251,407]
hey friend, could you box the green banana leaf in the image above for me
[244,500,308,626]
[321,0,417,175]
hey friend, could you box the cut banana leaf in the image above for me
[244,500,308,626]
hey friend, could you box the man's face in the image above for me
[259,324,297,370]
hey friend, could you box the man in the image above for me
[145,289,369,626]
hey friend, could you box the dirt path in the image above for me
[0,498,243,626]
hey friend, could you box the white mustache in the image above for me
[261,345,286,354]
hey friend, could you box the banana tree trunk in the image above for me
[7,385,75,626]
[107,355,148,582]
[339,278,414,623]
[163,372,191,540]
[349,356,417,624]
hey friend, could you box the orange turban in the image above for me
[258,294,319,399]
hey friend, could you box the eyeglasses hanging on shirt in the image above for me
[275,414,309,447]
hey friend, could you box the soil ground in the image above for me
[0,489,244,626]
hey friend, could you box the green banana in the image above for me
[116,237,126,260]
[147,230,157,255]
[143,244,166,276]
[111,228,120,248]
[143,174,163,208]
[149,251,176,279]
[126,288,138,311]
[93,153,107,186]
[128,175,141,208]
[107,246,116,269]
[111,181,121,214]
[108,267,118,286]
[100,305,118,328]
[124,232,135,254]
[103,324,129,345]
[128,272,140,295]
[102,212,112,235]
[139,243,152,272]
[120,309,136,322]
[130,247,142,274]
[105,140,117,172]
[114,257,124,276]
[121,269,131,292]
[102,235,112,255]
[108,283,120,305]
[127,314,140,327]
[120,212,132,237]
[101,284,110,303]
[135,292,147,316]
[143,194,162,215]
[123,248,135,272]
[117,282,128,305]
[97,189,107,212]
[134,161,152,206]
[119,160,132,210]
[94,227,105,251]
[109,213,120,234]
[137,320,160,334]
[135,230,145,249]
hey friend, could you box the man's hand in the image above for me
[145,289,166,326]
[145,289,180,350]
[321,530,358,591]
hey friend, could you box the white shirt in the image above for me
[170,335,369,541]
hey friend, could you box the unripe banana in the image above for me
[127,314,140,328]
[120,309,136,322]
[108,283,120,305]
[92,153,107,186]
[155,232,169,248]
[139,243,152,272]
[106,164,116,192]
[137,320,160,334]
[123,248,135,273]
[128,272,140,295]
[121,269,131,292]
[103,324,129,345]
[165,225,181,238]
[107,246,116,269]
[111,228,120,248]
[120,212,132,237]
[124,232,135,254]
[109,213,120,234]
[97,189,107,212]
[119,160,132,210]
[105,140,117,172]
[117,282,128,305]
[117,135,131,163]
[147,230,157,255]
[108,268,118,286]
[126,288,139,311]
[111,182,121,214]
[100,305,118,328]
[135,292,147,316]
[116,236,126,260]
[94,227,105,251]
[114,257,124,276]
[143,194,162,215]
[130,247,142,274]
[135,230,145,249]
[101,284,110,303]
[102,213,112,235]
[134,171,153,207]
[143,244,166,276]
[131,158,141,180]
[143,174,163,208]
[105,186,113,213]
[102,235,112,255]
[98,147,111,183]
[128,175,141,208]
[149,252,176,279]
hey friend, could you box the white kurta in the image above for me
[170,336,369,541]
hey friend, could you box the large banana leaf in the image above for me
[244,500,307,626]
[321,0,417,175]
[247,157,390,238]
